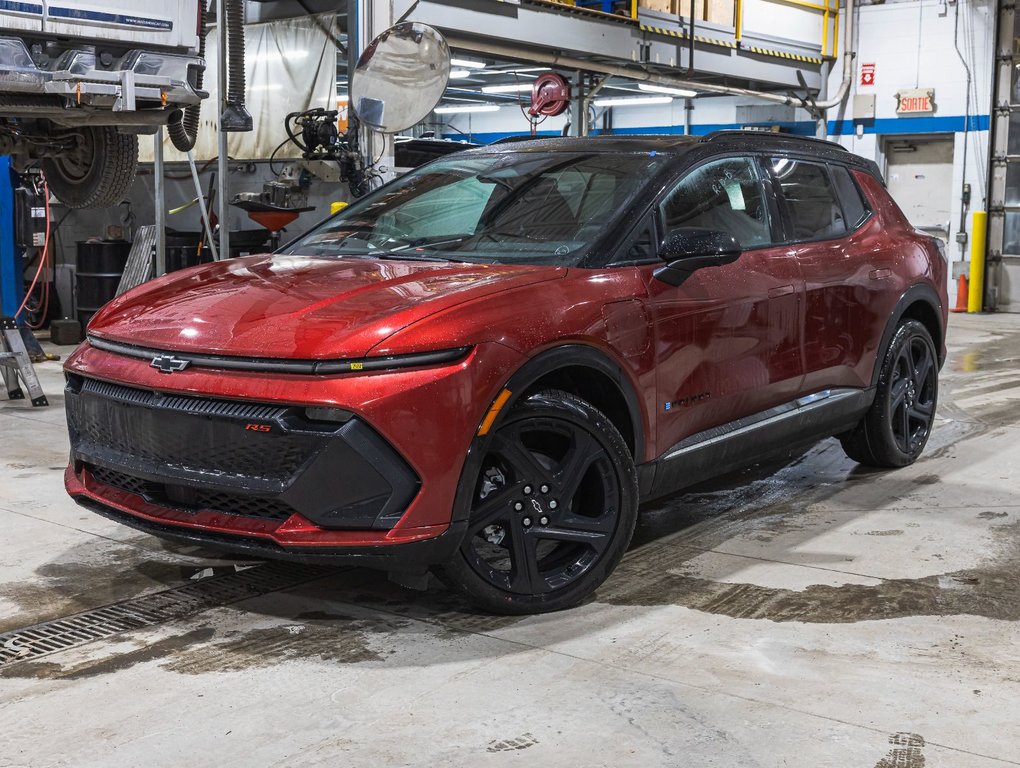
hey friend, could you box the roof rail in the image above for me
[699,130,848,152]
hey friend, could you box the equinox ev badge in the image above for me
[150,354,190,374]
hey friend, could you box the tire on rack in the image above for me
[840,319,939,468]
[442,389,639,614]
[42,126,138,209]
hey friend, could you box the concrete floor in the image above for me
[2,313,1019,767]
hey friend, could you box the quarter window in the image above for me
[770,158,847,241]
[830,165,869,229]
[659,157,772,249]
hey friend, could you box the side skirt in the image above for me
[638,387,874,501]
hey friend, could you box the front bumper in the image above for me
[66,373,421,531]
[0,37,203,116]
[67,468,467,568]
[63,340,526,564]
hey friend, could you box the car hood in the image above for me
[88,254,566,359]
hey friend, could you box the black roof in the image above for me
[482,135,698,153]
[474,131,879,177]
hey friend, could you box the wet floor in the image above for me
[2,314,1020,767]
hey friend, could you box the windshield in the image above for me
[282,151,667,265]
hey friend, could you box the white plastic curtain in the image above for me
[140,13,340,163]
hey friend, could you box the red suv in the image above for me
[64,133,948,613]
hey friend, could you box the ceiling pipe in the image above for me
[445,0,854,114]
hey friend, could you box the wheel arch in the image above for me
[871,283,945,388]
[499,345,647,465]
[447,343,646,530]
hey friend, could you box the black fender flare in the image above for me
[449,344,647,527]
[871,283,945,389]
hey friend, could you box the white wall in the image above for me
[827,0,994,267]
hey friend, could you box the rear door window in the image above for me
[829,165,870,230]
[770,158,847,242]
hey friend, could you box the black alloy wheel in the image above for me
[443,390,638,614]
[888,333,937,454]
[840,319,939,467]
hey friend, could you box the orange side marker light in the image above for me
[477,388,513,436]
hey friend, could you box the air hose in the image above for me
[168,1,206,152]
[221,0,252,132]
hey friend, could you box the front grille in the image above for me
[81,377,286,421]
[68,377,314,482]
[67,374,419,531]
[90,465,295,522]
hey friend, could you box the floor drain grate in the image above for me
[0,562,331,667]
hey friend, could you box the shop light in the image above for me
[481,83,534,94]
[593,95,672,107]
[451,57,487,69]
[449,69,472,79]
[638,83,698,98]
[434,104,501,114]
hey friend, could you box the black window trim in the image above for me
[829,162,873,231]
[765,155,875,247]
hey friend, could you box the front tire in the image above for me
[443,390,638,614]
[840,319,938,467]
[42,126,137,209]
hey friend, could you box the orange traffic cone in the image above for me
[950,274,969,313]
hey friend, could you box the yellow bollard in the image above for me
[967,210,986,313]
[330,201,348,215]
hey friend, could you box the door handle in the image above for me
[768,284,795,298]
[869,268,892,280]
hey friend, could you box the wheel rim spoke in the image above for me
[908,401,934,420]
[889,377,909,413]
[508,529,546,594]
[912,344,934,390]
[466,482,521,535]
[553,430,603,504]
[899,401,911,451]
[492,430,555,485]
[534,525,609,547]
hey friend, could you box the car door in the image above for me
[768,157,880,391]
[642,155,805,461]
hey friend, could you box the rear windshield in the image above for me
[282,151,668,266]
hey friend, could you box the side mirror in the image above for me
[653,228,742,287]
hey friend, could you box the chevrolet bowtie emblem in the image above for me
[150,354,190,373]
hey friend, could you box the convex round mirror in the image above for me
[350,22,451,133]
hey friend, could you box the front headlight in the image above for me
[87,334,470,375]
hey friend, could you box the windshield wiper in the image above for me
[371,251,469,263]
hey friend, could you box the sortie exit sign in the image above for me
[895,88,936,116]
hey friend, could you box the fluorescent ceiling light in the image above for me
[638,83,698,98]
[434,104,500,114]
[449,69,472,79]
[451,57,486,69]
[481,83,533,94]
[593,95,672,107]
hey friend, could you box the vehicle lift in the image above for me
[0,156,48,406]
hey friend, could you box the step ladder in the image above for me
[0,318,48,407]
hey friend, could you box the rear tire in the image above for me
[42,126,137,209]
[840,319,938,468]
[442,390,638,614]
